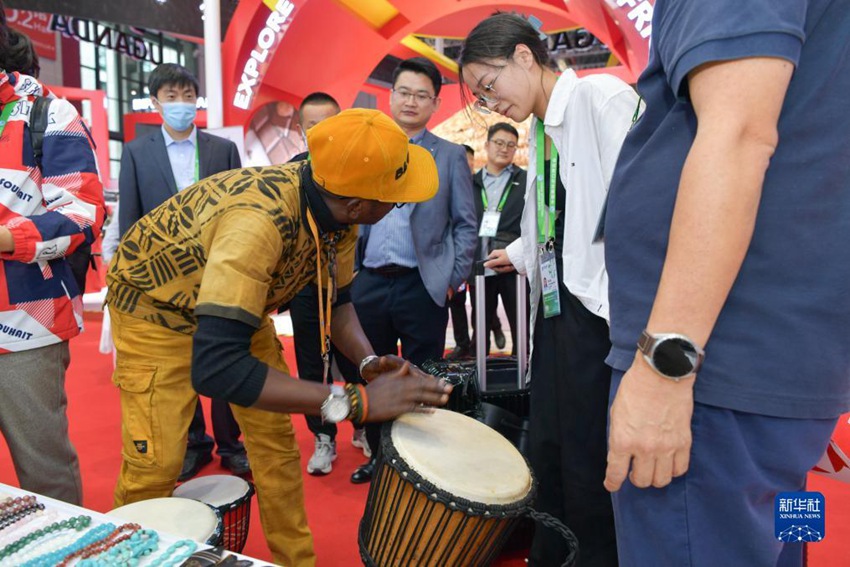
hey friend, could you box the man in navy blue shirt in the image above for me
[604,1,850,565]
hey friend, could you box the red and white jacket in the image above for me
[0,71,105,353]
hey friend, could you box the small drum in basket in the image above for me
[173,474,255,553]
[108,497,222,545]
[359,409,535,566]
[420,360,481,416]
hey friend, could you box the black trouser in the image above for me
[186,398,244,458]
[290,284,358,440]
[528,281,618,567]
[448,288,471,350]
[337,268,450,460]
[469,272,523,355]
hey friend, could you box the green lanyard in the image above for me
[535,121,559,245]
[480,176,513,212]
[0,100,19,139]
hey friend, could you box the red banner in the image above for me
[4,9,58,61]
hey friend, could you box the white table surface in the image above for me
[0,483,274,566]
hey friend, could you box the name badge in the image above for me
[539,245,561,318]
[479,211,501,238]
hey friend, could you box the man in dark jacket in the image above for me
[470,123,527,355]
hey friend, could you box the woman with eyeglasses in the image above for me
[458,12,641,567]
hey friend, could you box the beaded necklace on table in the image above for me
[0,503,45,532]
[0,496,39,526]
[0,515,91,563]
[147,539,198,567]
[0,496,36,513]
[16,522,118,567]
[0,509,42,544]
[0,510,60,548]
[78,528,161,566]
[58,523,141,566]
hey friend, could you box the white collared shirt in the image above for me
[505,70,642,331]
[162,125,198,191]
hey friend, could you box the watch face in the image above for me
[653,337,699,378]
[323,398,350,423]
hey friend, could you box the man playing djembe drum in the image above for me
[105,109,452,566]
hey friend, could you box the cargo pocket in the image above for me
[113,362,158,467]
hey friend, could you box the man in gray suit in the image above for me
[345,57,478,483]
[118,63,248,481]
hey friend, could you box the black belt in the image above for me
[366,264,417,277]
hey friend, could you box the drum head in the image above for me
[391,409,532,505]
[174,474,251,507]
[108,497,219,543]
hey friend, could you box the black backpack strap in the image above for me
[30,96,51,170]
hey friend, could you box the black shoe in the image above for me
[179,451,213,482]
[350,458,377,484]
[446,345,472,360]
[493,328,507,350]
[221,453,251,476]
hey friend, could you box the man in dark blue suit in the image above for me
[118,63,248,481]
[344,57,478,483]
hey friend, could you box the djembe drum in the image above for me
[107,497,222,546]
[173,475,255,553]
[359,409,577,567]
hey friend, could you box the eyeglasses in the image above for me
[489,139,517,150]
[473,65,507,114]
[392,89,436,104]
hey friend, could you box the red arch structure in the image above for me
[221,0,653,127]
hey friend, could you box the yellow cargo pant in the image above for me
[111,310,316,567]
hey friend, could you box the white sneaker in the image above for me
[307,434,337,475]
[351,428,372,458]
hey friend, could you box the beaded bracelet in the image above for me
[0,515,91,561]
[344,383,367,425]
[357,384,368,423]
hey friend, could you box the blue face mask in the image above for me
[158,101,196,132]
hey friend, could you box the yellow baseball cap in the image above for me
[307,109,438,203]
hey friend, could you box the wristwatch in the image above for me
[637,330,704,381]
[320,385,350,423]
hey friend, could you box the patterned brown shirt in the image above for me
[106,162,356,334]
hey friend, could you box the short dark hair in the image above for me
[392,57,443,97]
[1,28,39,77]
[299,92,340,119]
[488,122,519,141]
[462,144,475,156]
[148,63,199,99]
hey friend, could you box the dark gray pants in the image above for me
[0,342,83,504]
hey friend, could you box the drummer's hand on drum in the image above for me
[360,354,432,383]
[364,361,452,422]
[483,249,515,274]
